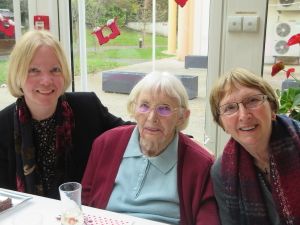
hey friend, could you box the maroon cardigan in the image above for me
[82,125,220,225]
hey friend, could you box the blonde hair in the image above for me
[7,30,71,97]
[209,67,279,127]
[127,71,190,131]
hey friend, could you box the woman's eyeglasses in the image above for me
[136,103,178,117]
[218,94,268,116]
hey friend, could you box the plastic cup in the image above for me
[59,182,84,225]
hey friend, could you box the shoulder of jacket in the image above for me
[0,103,15,119]
[65,92,97,100]
[179,132,215,163]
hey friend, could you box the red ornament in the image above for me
[92,18,120,45]
[107,18,120,40]
[175,0,188,7]
[287,33,300,46]
[271,61,285,76]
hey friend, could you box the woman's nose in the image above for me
[40,72,53,84]
[147,108,159,121]
[238,103,251,118]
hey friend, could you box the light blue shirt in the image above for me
[107,127,180,225]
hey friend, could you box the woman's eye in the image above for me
[138,103,150,112]
[224,104,237,112]
[157,105,172,116]
[51,67,62,74]
[245,97,260,107]
[28,68,40,74]
[28,68,39,73]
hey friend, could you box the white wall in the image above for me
[205,0,268,155]
[193,0,210,56]
[27,0,71,65]
[28,0,59,37]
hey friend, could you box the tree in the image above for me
[0,0,12,11]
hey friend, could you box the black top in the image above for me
[32,115,56,195]
[0,92,129,198]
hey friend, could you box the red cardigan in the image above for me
[82,125,220,225]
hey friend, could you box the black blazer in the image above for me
[0,92,128,196]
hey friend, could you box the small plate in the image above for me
[0,188,32,215]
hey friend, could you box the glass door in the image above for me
[263,0,300,89]
[0,0,29,109]
[70,0,210,143]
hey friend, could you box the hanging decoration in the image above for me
[0,13,15,37]
[175,0,188,7]
[92,18,121,45]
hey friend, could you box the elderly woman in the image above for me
[0,30,128,199]
[82,72,220,225]
[209,67,300,225]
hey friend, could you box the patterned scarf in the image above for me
[221,115,300,225]
[14,96,74,197]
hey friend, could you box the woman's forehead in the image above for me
[137,90,178,104]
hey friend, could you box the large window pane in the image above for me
[71,0,209,143]
[0,0,29,108]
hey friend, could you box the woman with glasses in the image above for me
[82,72,220,225]
[209,67,300,225]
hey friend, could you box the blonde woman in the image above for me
[0,30,128,199]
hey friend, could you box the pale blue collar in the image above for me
[124,126,178,174]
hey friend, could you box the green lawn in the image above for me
[0,60,8,84]
[0,28,169,84]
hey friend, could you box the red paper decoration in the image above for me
[175,0,188,7]
[92,18,121,45]
[0,14,15,37]
[287,33,300,46]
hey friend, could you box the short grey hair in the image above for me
[127,71,190,130]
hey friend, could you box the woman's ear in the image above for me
[271,111,276,121]
[182,109,190,120]
[177,109,190,127]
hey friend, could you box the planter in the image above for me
[185,55,208,69]
[281,79,300,90]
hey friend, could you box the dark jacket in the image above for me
[0,92,128,195]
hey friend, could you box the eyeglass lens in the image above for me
[219,94,267,115]
[137,103,173,116]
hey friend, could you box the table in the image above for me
[0,188,168,225]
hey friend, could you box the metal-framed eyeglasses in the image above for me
[218,94,268,116]
[136,103,179,117]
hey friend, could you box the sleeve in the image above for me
[195,162,221,225]
[0,104,16,190]
[179,136,220,225]
[210,157,237,225]
[81,136,104,206]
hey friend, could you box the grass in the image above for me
[0,60,8,84]
[0,28,169,84]
[73,27,169,75]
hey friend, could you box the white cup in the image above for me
[59,182,84,225]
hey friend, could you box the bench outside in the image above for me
[102,71,198,100]
[185,55,208,69]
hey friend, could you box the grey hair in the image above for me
[127,71,190,130]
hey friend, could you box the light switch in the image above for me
[228,16,242,32]
[243,16,259,32]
